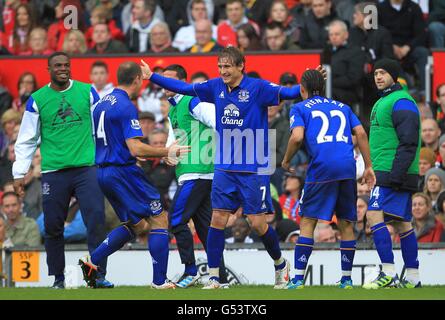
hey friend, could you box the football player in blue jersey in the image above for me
[78,62,190,289]
[282,69,376,289]
[140,47,326,289]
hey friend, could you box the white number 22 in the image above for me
[311,110,348,144]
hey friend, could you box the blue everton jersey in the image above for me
[192,76,282,173]
[93,88,143,166]
[289,96,361,183]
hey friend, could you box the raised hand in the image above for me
[140,59,153,80]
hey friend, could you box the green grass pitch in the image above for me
[1,285,444,300]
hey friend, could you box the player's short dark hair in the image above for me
[1,191,20,202]
[191,0,206,8]
[117,61,142,86]
[164,64,187,81]
[191,71,209,82]
[48,51,70,66]
[218,47,245,72]
[91,60,109,72]
[301,69,325,98]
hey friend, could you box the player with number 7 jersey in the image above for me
[282,69,375,290]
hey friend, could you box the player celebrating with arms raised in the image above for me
[79,62,190,289]
[282,70,375,289]
[141,47,325,289]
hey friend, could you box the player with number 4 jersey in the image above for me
[282,70,375,289]
[78,62,190,290]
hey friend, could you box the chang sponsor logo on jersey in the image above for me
[221,104,243,126]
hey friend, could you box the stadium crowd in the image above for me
[1,0,445,250]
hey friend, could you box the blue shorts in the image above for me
[367,186,412,222]
[97,164,163,225]
[211,170,273,215]
[299,179,357,222]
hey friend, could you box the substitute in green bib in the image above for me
[363,58,421,290]
[161,64,229,288]
[12,52,112,289]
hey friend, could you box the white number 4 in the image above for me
[96,111,107,146]
[311,110,348,144]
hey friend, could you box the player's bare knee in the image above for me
[150,211,169,229]
[299,217,318,238]
[211,210,230,229]
[393,220,412,233]
[366,210,384,226]
[338,219,355,240]
[246,215,267,235]
[131,219,151,235]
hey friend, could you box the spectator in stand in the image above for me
[432,84,445,133]
[349,2,395,118]
[12,72,38,114]
[121,0,165,35]
[355,194,369,242]
[314,223,337,243]
[138,66,164,122]
[85,5,124,49]
[421,118,441,155]
[90,61,114,99]
[1,0,21,50]
[237,23,263,52]
[0,140,15,188]
[377,0,429,99]
[290,0,312,29]
[269,104,291,194]
[264,21,300,51]
[217,0,260,47]
[139,129,176,211]
[190,71,209,83]
[85,0,125,31]
[20,27,53,56]
[437,135,445,170]
[0,76,13,119]
[148,22,178,53]
[189,19,223,53]
[299,0,338,49]
[62,29,88,55]
[125,0,161,53]
[0,214,7,247]
[357,179,370,196]
[278,72,300,118]
[172,0,217,52]
[138,111,156,142]
[7,3,36,55]
[321,19,365,108]
[275,219,300,243]
[88,23,129,54]
[3,192,41,247]
[411,193,445,242]
[434,190,445,227]
[279,172,303,224]
[245,0,273,28]
[428,0,445,48]
[1,109,21,158]
[267,0,300,45]
[48,0,85,52]
[225,216,255,243]
[424,168,445,207]
[418,147,437,192]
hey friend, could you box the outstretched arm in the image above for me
[140,59,196,96]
